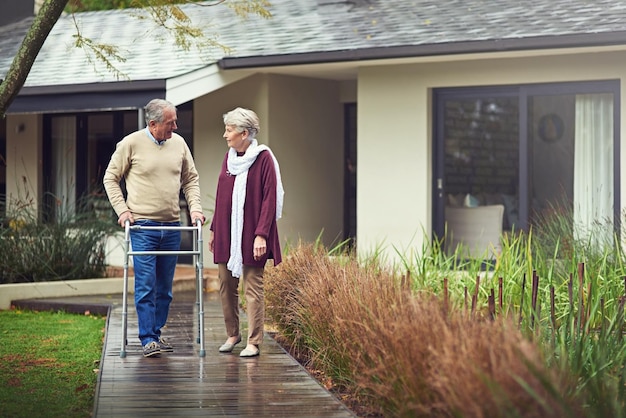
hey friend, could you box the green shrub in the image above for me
[0,193,117,284]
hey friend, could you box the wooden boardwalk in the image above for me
[93,290,356,417]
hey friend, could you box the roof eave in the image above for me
[16,79,166,96]
[8,79,167,114]
[218,32,626,69]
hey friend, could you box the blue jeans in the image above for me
[130,220,181,346]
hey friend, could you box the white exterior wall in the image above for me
[357,67,430,263]
[266,74,343,249]
[5,113,42,217]
[357,49,626,265]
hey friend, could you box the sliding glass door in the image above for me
[43,112,137,222]
[433,81,619,253]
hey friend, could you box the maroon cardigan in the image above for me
[210,150,282,268]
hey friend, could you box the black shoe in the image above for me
[158,337,174,352]
[143,341,161,357]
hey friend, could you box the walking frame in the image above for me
[119,219,206,358]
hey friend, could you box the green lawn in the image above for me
[0,309,105,418]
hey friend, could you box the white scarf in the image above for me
[226,138,284,278]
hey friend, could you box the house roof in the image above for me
[4,0,626,113]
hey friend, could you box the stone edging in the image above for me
[0,268,219,310]
[0,277,134,310]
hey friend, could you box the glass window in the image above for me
[87,114,115,196]
[441,95,519,230]
[45,110,140,222]
[50,115,77,219]
[434,81,618,252]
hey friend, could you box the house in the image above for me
[1,0,624,268]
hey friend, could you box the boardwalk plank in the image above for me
[93,290,356,418]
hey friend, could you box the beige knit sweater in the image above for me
[103,130,203,222]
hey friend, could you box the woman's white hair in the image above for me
[223,107,260,138]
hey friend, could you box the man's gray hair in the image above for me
[223,107,260,138]
[145,99,176,125]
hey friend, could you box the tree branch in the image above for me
[0,0,69,116]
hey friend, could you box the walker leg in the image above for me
[195,272,201,344]
[196,220,206,357]
[197,264,205,357]
[120,221,130,358]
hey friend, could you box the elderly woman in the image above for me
[208,107,284,357]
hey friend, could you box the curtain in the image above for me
[573,93,613,245]
[51,116,77,220]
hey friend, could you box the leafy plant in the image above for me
[0,192,117,284]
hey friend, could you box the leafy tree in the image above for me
[65,0,207,13]
[0,0,271,116]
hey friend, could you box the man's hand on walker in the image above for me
[191,211,206,225]
[118,211,134,227]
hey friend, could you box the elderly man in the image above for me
[104,98,205,357]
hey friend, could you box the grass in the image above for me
[265,243,576,417]
[0,309,106,418]
[265,226,626,417]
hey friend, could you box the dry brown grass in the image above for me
[265,243,583,417]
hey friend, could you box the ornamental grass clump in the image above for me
[265,242,580,417]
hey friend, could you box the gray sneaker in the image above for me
[158,337,174,352]
[143,341,161,357]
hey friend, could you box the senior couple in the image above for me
[103,99,283,358]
